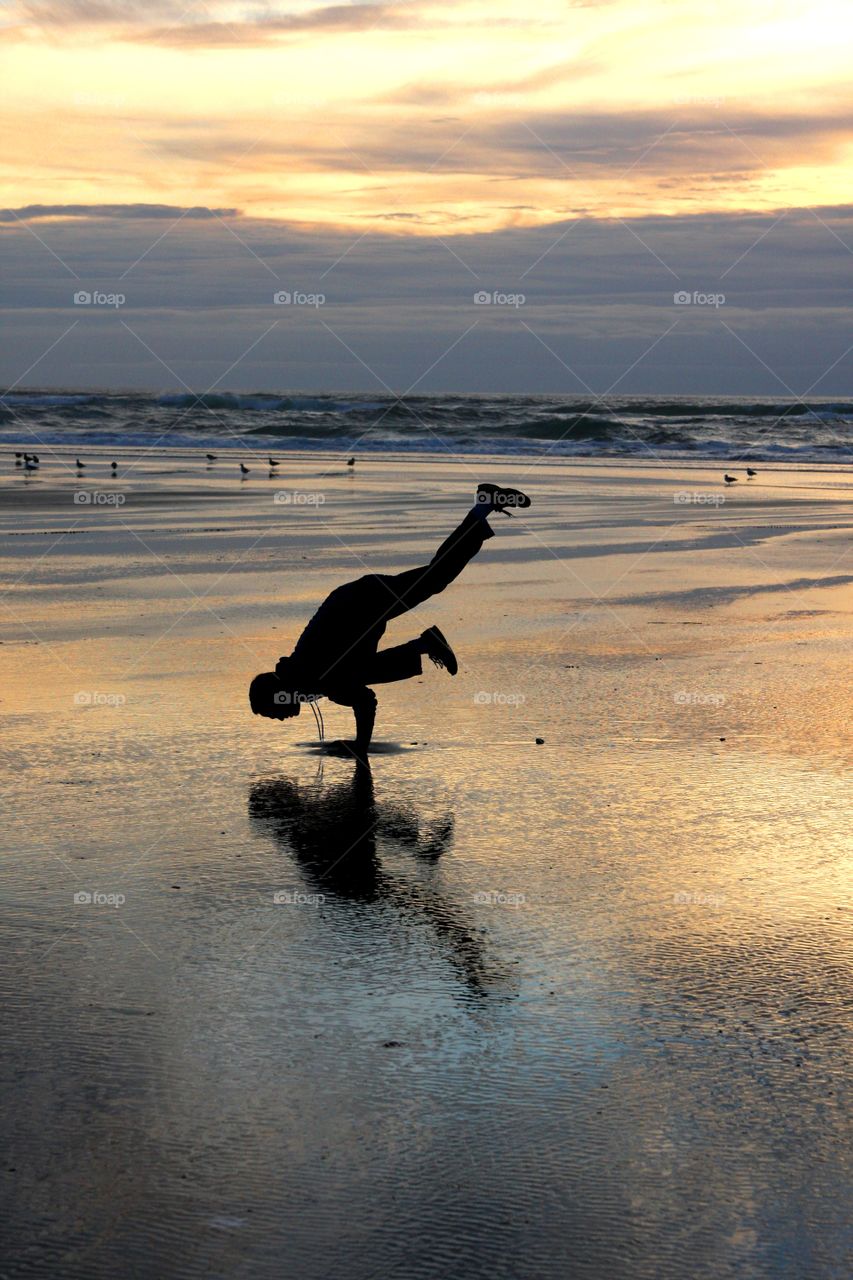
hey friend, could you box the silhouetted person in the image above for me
[249,482,531,756]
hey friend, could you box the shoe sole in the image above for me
[477,483,531,510]
[425,626,458,675]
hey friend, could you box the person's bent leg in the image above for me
[362,640,424,685]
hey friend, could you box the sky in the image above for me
[1,0,851,393]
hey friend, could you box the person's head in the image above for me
[248,671,302,721]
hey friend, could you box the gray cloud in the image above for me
[11,0,184,23]
[8,1,427,43]
[135,103,852,194]
[136,5,416,48]
[0,203,241,223]
[378,56,605,107]
[1,203,851,395]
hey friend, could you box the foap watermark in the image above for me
[73,890,126,907]
[273,490,326,506]
[473,690,526,706]
[273,290,325,307]
[73,290,126,308]
[672,890,725,909]
[73,490,125,506]
[474,289,526,308]
[673,690,726,707]
[673,290,726,308]
[674,491,725,507]
[473,890,526,908]
[273,691,315,707]
[272,890,326,905]
[73,690,127,707]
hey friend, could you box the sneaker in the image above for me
[421,625,458,676]
[476,482,532,516]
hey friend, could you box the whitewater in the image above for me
[2,390,851,462]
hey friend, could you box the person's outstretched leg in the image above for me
[373,483,529,623]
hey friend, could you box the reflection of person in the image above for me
[248,764,511,997]
[248,765,451,899]
[249,483,531,757]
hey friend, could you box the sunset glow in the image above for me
[3,0,851,233]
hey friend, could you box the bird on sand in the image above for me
[268,457,280,467]
[747,468,757,478]
[76,458,85,468]
[240,462,250,475]
[206,453,217,461]
[724,474,737,484]
[346,456,355,468]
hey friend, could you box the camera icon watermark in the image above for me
[73,890,126,907]
[73,491,125,506]
[273,290,325,307]
[473,890,526,908]
[673,290,726,307]
[473,690,526,706]
[73,290,126,308]
[473,289,526,308]
[674,491,725,506]
[73,690,127,707]
[273,491,325,506]
[272,890,326,905]
[272,690,314,706]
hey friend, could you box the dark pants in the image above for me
[361,639,424,684]
[293,509,493,703]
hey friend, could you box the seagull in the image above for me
[268,457,280,467]
[724,474,737,484]
[111,461,118,470]
[239,462,250,475]
[76,458,85,468]
[346,456,355,468]
[747,468,757,478]
[24,458,38,472]
[206,453,217,461]
[32,454,39,464]
[14,452,22,458]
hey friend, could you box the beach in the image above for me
[2,450,851,1279]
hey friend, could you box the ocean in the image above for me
[2,390,852,462]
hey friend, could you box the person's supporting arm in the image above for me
[326,685,377,760]
[352,688,377,757]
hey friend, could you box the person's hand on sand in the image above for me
[326,739,369,764]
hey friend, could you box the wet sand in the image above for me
[1,450,852,1279]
